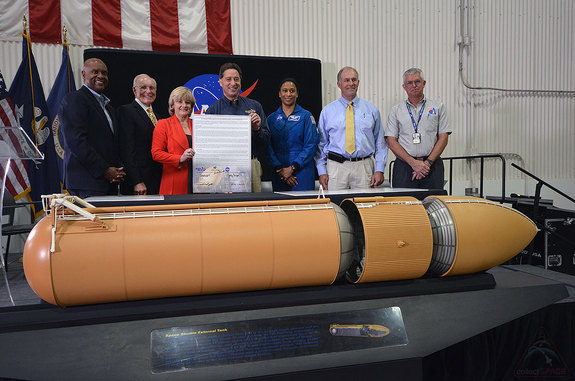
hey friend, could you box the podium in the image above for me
[0,126,43,306]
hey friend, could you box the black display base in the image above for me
[0,272,494,334]
[0,266,568,381]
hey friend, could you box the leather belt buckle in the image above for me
[327,152,345,163]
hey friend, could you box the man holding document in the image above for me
[205,63,270,192]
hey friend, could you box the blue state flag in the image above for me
[47,42,76,185]
[8,31,61,215]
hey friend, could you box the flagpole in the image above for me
[63,25,73,93]
[22,16,39,148]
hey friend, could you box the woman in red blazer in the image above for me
[151,86,196,195]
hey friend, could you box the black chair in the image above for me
[1,194,38,270]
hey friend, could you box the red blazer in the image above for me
[151,114,193,195]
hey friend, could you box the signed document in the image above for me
[191,114,251,193]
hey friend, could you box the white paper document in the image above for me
[191,114,251,193]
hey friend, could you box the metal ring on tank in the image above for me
[340,200,364,283]
[423,197,457,276]
[332,203,355,280]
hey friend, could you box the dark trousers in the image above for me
[392,157,445,189]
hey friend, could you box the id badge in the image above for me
[412,132,421,144]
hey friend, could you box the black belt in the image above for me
[327,152,372,163]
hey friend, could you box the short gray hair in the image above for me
[133,74,157,88]
[402,68,424,83]
[337,66,359,83]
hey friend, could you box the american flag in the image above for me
[1,0,232,54]
[0,72,31,201]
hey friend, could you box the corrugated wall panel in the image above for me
[469,0,575,181]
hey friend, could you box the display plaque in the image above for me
[191,114,251,193]
[151,306,407,374]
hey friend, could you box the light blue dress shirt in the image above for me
[315,96,388,176]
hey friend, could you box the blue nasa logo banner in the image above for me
[85,49,322,121]
[183,74,222,114]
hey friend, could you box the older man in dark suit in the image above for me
[118,74,162,195]
[59,58,125,198]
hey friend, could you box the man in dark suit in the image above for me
[59,58,125,198]
[118,74,162,195]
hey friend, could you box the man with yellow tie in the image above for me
[315,66,388,190]
[118,74,162,195]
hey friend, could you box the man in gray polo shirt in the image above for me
[385,68,451,189]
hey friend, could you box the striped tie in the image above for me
[147,107,157,126]
[345,101,355,154]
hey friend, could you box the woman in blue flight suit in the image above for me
[267,78,319,191]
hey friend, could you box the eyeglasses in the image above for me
[137,86,156,91]
[405,80,422,86]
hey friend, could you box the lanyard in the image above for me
[406,100,426,133]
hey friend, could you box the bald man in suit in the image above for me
[59,58,125,198]
[118,74,162,195]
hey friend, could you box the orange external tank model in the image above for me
[23,194,537,306]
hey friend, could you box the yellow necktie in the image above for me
[147,107,157,126]
[345,101,355,154]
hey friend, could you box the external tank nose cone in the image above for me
[423,196,538,276]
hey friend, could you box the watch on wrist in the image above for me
[426,158,434,165]
[290,162,300,173]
